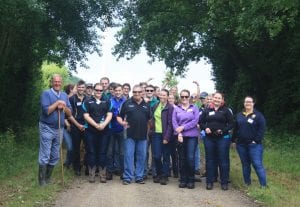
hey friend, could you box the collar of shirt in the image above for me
[51,88,61,98]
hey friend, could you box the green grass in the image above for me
[230,132,300,207]
[0,128,74,207]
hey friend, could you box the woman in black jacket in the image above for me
[200,92,234,190]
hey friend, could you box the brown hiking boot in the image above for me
[100,167,107,183]
[88,166,96,183]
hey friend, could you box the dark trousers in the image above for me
[178,136,198,183]
[107,131,124,172]
[170,138,179,176]
[204,136,231,185]
[151,133,172,177]
[71,126,85,171]
[85,129,109,168]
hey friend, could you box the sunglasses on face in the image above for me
[146,90,154,92]
[94,89,103,92]
[180,96,189,99]
[133,91,142,94]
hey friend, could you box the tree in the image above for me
[114,0,300,132]
[0,0,121,131]
[162,70,179,89]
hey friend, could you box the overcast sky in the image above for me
[72,28,215,94]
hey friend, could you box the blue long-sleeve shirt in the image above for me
[233,109,266,144]
[109,96,126,133]
[40,88,71,129]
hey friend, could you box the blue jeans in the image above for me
[178,136,198,183]
[85,129,109,168]
[204,136,231,185]
[63,128,73,165]
[107,131,124,173]
[151,133,171,177]
[237,143,267,186]
[38,122,61,166]
[195,142,200,171]
[123,138,147,182]
[144,138,156,177]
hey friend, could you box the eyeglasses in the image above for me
[180,96,189,99]
[146,90,154,92]
[133,91,142,94]
[95,89,103,92]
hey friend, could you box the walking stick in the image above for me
[58,109,65,187]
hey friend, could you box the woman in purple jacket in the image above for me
[150,89,174,185]
[172,89,199,189]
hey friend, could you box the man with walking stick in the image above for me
[38,74,73,186]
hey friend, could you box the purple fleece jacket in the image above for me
[172,104,199,137]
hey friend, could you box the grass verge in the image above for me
[0,128,74,207]
[230,132,300,207]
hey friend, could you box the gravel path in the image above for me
[54,175,258,207]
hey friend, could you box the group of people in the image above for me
[38,74,267,191]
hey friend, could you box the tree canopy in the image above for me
[0,0,121,131]
[114,0,300,132]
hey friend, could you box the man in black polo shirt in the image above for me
[69,80,87,176]
[117,85,151,185]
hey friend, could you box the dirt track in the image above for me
[54,175,258,207]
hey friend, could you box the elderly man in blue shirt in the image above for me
[38,74,73,186]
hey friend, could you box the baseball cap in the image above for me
[200,92,208,99]
[86,83,93,88]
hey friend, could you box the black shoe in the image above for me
[123,180,131,185]
[85,167,89,176]
[187,182,195,189]
[38,165,47,186]
[160,177,168,185]
[206,183,213,190]
[106,172,113,180]
[173,172,179,178]
[179,182,187,188]
[194,170,201,175]
[143,175,148,180]
[136,179,145,184]
[153,176,160,183]
[221,184,228,191]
